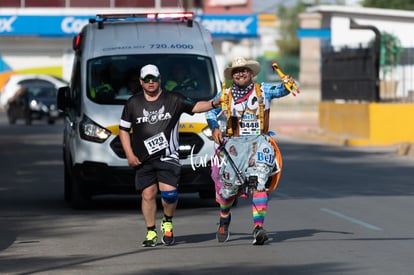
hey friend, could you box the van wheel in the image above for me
[199,190,215,199]
[7,108,16,124]
[63,162,71,202]
[69,171,91,210]
[8,114,16,125]
[25,115,32,125]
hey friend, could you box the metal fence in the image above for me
[395,48,414,101]
[321,46,414,103]
[321,47,379,102]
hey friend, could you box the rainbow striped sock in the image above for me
[216,194,236,219]
[252,191,268,228]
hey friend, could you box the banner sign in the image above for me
[0,15,90,36]
[0,14,258,39]
[199,14,257,38]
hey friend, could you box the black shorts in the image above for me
[134,158,181,191]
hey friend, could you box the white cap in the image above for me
[140,64,160,78]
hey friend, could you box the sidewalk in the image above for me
[268,101,324,142]
[267,87,325,141]
[270,105,318,135]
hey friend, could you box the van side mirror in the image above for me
[57,86,71,110]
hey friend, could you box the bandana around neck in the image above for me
[231,82,255,104]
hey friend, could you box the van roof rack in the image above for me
[90,12,194,29]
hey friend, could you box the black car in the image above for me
[7,85,61,125]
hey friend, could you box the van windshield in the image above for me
[87,54,217,104]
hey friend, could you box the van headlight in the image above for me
[29,99,41,111]
[79,116,111,143]
[202,126,213,140]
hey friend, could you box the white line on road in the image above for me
[320,208,383,231]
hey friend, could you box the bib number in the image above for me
[240,119,261,136]
[144,132,169,155]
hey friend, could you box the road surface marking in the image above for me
[320,208,383,231]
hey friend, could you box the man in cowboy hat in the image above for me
[206,56,296,245]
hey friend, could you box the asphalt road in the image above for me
[0,109,413,275]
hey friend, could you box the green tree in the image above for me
[369,31,404,80]
[380,32,404,80]
[362,0,414,10]
[276,2,307,56]
[275,0,350,56]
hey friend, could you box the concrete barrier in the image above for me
[319,102,414,146]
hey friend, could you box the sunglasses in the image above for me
[232,68,250,75]
[142,76,159,83]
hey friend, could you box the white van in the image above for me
[58,13,220,208]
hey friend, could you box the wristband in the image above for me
[211,100,216,108]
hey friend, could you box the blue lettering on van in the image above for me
[150,44,194,49]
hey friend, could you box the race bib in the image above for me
[239,119,261,136]
[144,132,169,155]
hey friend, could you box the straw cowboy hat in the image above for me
[224,56,261,79]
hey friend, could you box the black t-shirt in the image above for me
[119,90,195,162]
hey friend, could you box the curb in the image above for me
[293,128,414,157]
[396,142,414,156]
[291,128,348,146]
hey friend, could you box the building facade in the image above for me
[298,5,414,97]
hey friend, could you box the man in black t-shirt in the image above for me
[119,64,221,247]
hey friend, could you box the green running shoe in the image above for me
[161,220,175,246]
[142,229,158,247]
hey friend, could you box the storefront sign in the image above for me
[0,14,257,39]
[0,15,90,36]
[199,15,257,38]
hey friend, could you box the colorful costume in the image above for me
[207,82,288,196]
[206,56,293,245]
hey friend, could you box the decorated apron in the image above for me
[211,83,283,198]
